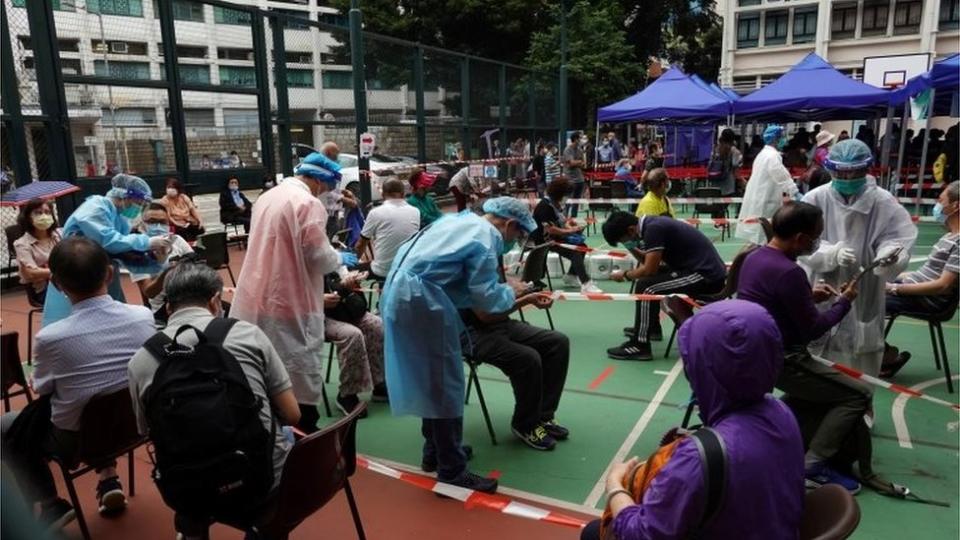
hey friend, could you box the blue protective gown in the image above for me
[381,212,516,419]
[41,195,152,327]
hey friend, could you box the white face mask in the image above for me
[166,188,179,198]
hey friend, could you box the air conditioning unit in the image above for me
[109,42,128,54]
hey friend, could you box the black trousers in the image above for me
[631,270,723,342]
[552,246,590,283]
[467,320,570,432]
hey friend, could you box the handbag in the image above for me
[324,273,368,325]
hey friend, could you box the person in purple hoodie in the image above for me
[582,300,805,540]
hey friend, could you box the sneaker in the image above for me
[96,476,127,516]
[580,281,603,294]
[421,445,473,473]
[622,327,662,341]
[511,425,557,451]
[562,274,580,288]
[437,471,498,494]
[607,341,653,361]
[805,463,861,494]
[38,498,76,530]
[371,383,389,403]
[541,419,570,440]
[335,393,368,418]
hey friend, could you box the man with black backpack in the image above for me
[128,264,300,539]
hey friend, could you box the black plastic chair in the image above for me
[799,484,861,540]
[609,181,629,211]
[692,187,730,241]
[463,353,497,446]
[586,184,613,236]
[1,331,32,412]
[518,243,555,330]
[884,298,959,393]
[52,389,146,540]
[222,403,368,540]
[196,232,237,286]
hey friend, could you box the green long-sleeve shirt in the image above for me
[406,193,442,228]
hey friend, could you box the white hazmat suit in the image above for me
[736,145,798,245]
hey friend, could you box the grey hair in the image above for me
[947,180,959,203]
[382,178,405,196]
[163,263,223,311]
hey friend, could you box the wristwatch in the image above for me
[606,488,632,502]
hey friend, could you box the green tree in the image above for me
[620,0,722,82]
[527,0,643,126]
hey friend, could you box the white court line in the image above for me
[653,370,672,376]
[368,455,602,518]
[583,358,685,508]
[892,375,960,449]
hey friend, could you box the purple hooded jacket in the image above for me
[612,300,805,540]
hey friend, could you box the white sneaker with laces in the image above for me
[581,281,603,294]
[562,274,580,288]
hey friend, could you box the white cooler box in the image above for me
[546,252,565,278]
[502,248,522,274]
[587,252,632,279]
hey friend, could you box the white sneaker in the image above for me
[581,281,603,294]
[562,274,580,288]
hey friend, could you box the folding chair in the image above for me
[884,298,959,393]
[586,184,613,236]
[196,232,237,286]
[609,181,629,212]
[518,243,555,330]
[799,484,861,540]
[222,404,368,540]
[463,352,497,445]
[1,331,32,412]
[691,187,730,241]
[222,219,248,250]
[52,389,146,540]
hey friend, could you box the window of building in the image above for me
[92,40,149,56]
[218,47,254,61]
[319,12,348,27]
[160,63,210,84]
[941,0,960,29]
[152,0,205,22]
[101,107,157,126]
[277,9,312,30]
[87,0,144,17]
[738,0,761,5]
[320,53,344,64]
[737,14,760,48]
[18,37,79,52]
[13,0,75,10]
[893,0,923,34]
[182,108,216,127]
[214,6,251,25]
[285,51,313,64]
[862,0,890,36]
[831,3,859,39]
[223,109,259,135]
[322,70,353,89]
[175,45,207,58]
[219,66,257,87]
[93,60,150,80]
[793,7,818,43]
[287,69,314,88]
[764,10,789,45]
[60,58,83,75]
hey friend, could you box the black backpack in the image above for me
[143,318,274,519]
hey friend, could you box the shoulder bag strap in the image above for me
[689,427,728,535]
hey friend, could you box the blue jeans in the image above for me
[421,417,466,481]
[566,181,585,217]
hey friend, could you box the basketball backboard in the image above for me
[862,53,931,89]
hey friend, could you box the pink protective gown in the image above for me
[231,177,341,405]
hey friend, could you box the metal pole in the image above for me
[894,100,909,192]
[349,0,371,206]
[96,12,122,171]
[157,0,190,183]
[1,1,32,185]
[915,88,936,216]
[879,105,895,189]
[558,0,568,145]
[461,57,470,159]
[251,11,275,177]
[270,15,294,177]
[414,46,426,164]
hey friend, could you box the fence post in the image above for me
[527,76,536,147]
[157,0,190,185]
[461,57,470,159]
[414,45,427,164]
[24,0,74,182]
[499,63,507,146]
[558,0,568,144]
[349,0,371,206]
[252,11,275,178]
[1,2,31,186]
[270,16,293,177]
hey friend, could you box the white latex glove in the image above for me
[873,244,905,276]
[835,245,858,268]
[148,235,172,251]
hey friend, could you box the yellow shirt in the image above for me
[635,192,674,217]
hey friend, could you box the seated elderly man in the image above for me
[128,263,300,539]
[602,211,726,360]
[130,202,195,322]
[582,300,804,540]
[355,178,420,282]
[1,237,155,530]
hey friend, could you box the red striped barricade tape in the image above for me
[550,242,632,258]
[810,355,960,412]
[896,197,940,205]
[364,155,529,176]
[895,182,937,190]
[564,197,743,205]
[550,291,701,310]
[355,456,589,529]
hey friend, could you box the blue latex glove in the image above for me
[339,251,359,267]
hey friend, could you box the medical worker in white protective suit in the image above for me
[800,139,916,376]
[42,173,170,327]
[231,152,358,433]
[381,198,539,495]
[736,125,799,245]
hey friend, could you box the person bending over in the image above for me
[531,176,602,293]
[602,212,726,361]
[737,201,867,494]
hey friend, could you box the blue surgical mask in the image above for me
[777,138,787,151]
[933,202,950,224]
[229,185,239,192]
[145,223,169,237]
[831,178,866,197]
[120,204,142,220]
[623,239,641,251]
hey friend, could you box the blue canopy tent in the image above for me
[733,53,895,121]
[894,53,960,117]
[597,68,732,124]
